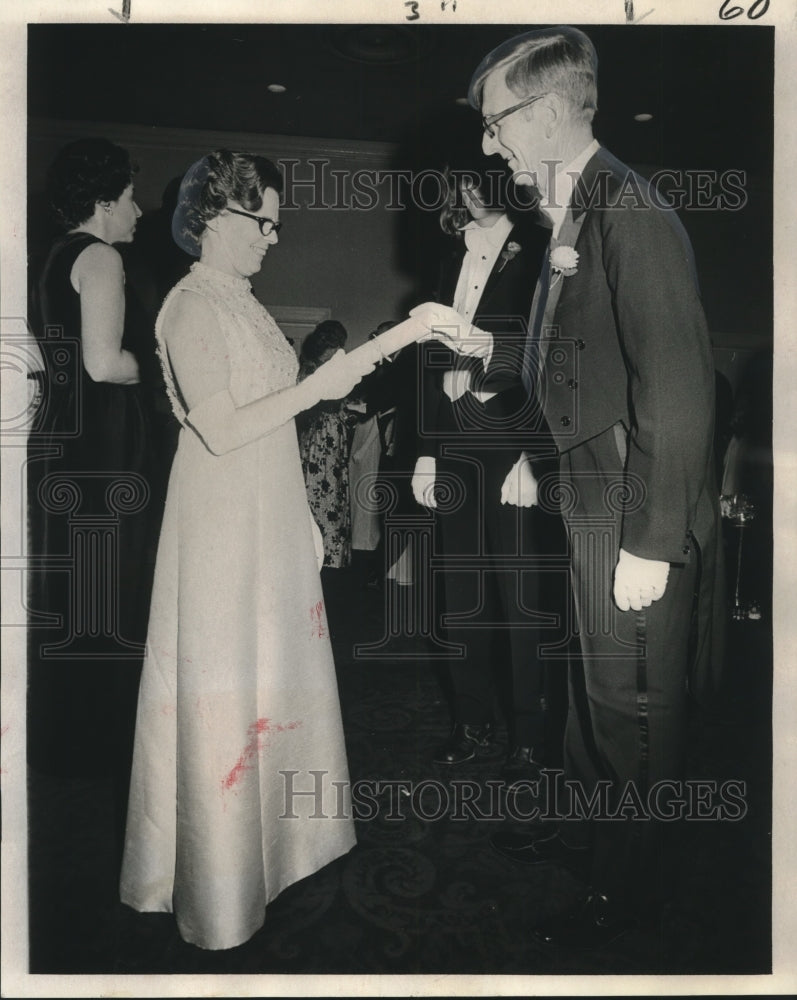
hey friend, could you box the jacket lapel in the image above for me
[478,224,520,305]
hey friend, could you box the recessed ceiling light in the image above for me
[267,84,287,94]
[634,113,653,122]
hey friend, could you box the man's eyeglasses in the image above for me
[482,93,545,138]
[226,207,283,236]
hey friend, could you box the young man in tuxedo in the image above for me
[411,159,562,781]
[411,25,722,948]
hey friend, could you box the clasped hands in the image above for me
[409,302,493,360]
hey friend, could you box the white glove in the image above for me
[500,453,538,507]
[187,349,374,457]
[305,348,374,401]
[613,548,670,612]
[409,302,493,360]
[412,455,437,509]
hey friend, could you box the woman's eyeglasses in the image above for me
[226,207,283,236]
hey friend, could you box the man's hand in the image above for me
[409,302,493,359]
[412,455,437,509]
[500,453,538,508]
[613,548,670,612]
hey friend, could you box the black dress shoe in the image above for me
[533,891,634,949]
[432,722,498,765]
[490,828,590,875]
[501,745,544,782]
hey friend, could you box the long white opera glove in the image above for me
[613,548,670,612]
[500,452,538,508]
[409,302,494,362]
[187,349,374,456]
[412,455,437,509]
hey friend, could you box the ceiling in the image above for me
[27,22,773,175]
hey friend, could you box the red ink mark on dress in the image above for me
[310,600,328,639]
[222,717,302,792]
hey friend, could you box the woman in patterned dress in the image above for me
[296,320,356,568]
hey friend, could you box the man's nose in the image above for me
[482,129,498,156]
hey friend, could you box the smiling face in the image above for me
[105,183,142,243]
[480,72,554,191]
[203,186,281,279]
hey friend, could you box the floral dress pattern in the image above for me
[297,383,352,569]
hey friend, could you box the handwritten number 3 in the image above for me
[405,1,420,20]
[719,0,769,18]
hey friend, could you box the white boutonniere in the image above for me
[497,241,522,272]
[549,244,579,287]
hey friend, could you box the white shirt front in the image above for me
[445,213,512,402]
[539,138,600,239]
[452,213,514,321]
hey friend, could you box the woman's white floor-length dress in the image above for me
[120,262,356,950]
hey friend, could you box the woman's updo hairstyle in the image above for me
[177,149,283,254]
[46,137,136,230]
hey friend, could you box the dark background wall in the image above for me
[27,23,774,386]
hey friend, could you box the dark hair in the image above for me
[181,149,283,247]
[300,320,348,366]
[439,158,510,237]
[46,137,137,230]
[369,320,398,339]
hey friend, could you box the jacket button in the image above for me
[682,545,690,555]
[567,378,578,390]
[575,339,586,350]
[560,416,571,427]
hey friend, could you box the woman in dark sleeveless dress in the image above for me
[28,138,152,842]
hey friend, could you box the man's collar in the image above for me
[462,213,512,251]
[539,139,601,233]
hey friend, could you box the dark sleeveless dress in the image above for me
[28,232,154,786]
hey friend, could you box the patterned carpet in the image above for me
[27,564,772,979]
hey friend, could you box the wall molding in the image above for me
[28,118,398,168]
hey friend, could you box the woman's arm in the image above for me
[72,242,140,384]
[164,290,372,456]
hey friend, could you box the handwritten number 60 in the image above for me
[719,0,769,19]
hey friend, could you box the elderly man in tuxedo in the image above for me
[411,25,721,948]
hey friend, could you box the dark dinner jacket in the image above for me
[536,146,717,566]
[419,213,550,462]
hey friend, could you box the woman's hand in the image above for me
[305,349,375,400]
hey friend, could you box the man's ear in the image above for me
[540,93,567,137]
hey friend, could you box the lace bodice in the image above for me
[155,261,299,425]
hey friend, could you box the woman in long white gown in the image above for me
[120,150,370,951]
